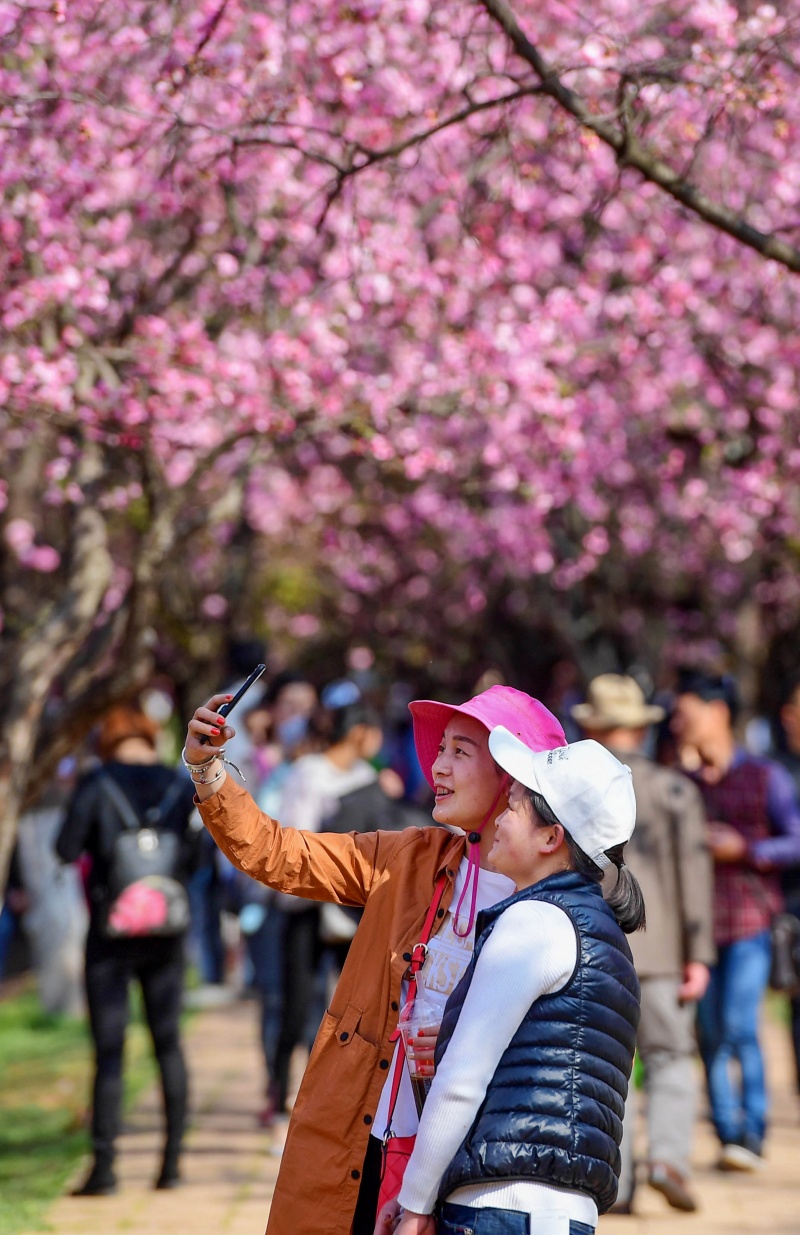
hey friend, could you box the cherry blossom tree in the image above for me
[1,0,799,884]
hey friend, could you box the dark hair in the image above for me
[778,671,800,714]
[311,680,382,748]
[772,671,800,752]
[676,668,740,726]
[227,637,268,680]
[264,669,312,707]
[526,789,646,934]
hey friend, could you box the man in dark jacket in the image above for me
[574,675,715,1213]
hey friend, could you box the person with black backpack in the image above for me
[56,704,200,1196]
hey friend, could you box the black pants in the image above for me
[272,906,350,1110]
[352,1134,383,1235]
[84,929,188,1165]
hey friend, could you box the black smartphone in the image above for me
[199,663,267,745]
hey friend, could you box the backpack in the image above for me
[98,773,191,938]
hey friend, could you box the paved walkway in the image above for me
[42,997,279,1235]
[36,999,800,1235]
[603,1007,800,1235]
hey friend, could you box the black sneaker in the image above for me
[71,1160,117,1196]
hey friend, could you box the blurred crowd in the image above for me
[1,644,800,1212]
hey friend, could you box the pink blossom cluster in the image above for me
[1,0,798,638]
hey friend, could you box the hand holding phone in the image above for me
[197,663,267,746]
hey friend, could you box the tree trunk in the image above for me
[0,503,112,894]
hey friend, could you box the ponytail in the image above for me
[525,788,646,934]
[603,843,646,934]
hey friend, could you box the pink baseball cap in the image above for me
[408,685,567,789]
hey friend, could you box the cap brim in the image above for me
[487,726,545,795]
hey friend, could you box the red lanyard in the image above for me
[383,874,447,1142]
[452,774,508,939]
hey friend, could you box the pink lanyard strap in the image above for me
[452,774,509,939]
[383,874,447,1143]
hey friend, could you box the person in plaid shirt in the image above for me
[672,670,800,1172]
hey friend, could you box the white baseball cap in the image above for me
[487,728,636,869]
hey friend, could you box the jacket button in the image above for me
[340,1032,349,1042]
[437,908,445,918]
[351,1168,361,1180]
[363,1114,372,1125]
[380,1059,389,1070]
[391,1001,399,1012]
[402,952,412,962]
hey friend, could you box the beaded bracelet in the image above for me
[181,744,223,772]
[181,744,245,783]
[192,761,226,787]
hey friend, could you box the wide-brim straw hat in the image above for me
[571,674,665,730]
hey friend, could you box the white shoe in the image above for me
[718,1142,764,1172]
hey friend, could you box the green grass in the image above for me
[766,989,792,1026]
[0,986,159,1235]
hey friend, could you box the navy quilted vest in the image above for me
[434,871,640,1214]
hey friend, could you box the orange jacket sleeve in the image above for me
[197,777,420,907]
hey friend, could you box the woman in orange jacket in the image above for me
[185,684,565,1235]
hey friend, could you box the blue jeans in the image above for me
[438,1203,594,1235]
[187,863,225,984]
[696,930,771,1148]
[243,904,284,1078]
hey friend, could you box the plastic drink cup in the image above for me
[398,992,441,1115]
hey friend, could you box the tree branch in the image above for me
[311,86,543,227]
[348,87,544,170]
[479,0,800,274]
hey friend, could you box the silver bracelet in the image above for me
[192,761,226,787]
[189,760,223,785]
[181,744,223,772]
[182,744,245,784]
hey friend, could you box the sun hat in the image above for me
[488,728,636,868]
[410,686,567,940]
[571,674,665,730]
[409,685,566,789]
